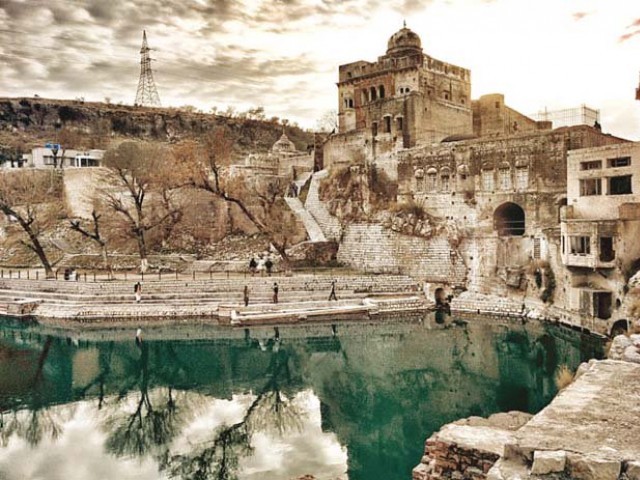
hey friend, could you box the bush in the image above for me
[554,364,574,390]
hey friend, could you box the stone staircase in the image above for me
[284,196,326,242]
[0,274,422,322]
[304,170,342,241]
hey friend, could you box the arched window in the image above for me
[427,167,437,191]
[348,99,354,108]
[370,87,377,101]
[440,167,451,192]
[379,85,385,99]
[396,116,404,133]
[457,164,470,182]
[414,168,425,191]
[494,202,525,236]
[384,115,391,133]
[498,162,511,190]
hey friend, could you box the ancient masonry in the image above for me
[295,24,640,337]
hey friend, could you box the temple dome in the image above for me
[272,131,296,153]
[386,26,422,57]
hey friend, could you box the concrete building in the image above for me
[6,147,105,169]
[560,142,640,334]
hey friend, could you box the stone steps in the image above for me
[284,196,326,242]
[304,170,343,241]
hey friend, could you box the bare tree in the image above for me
[315,109,338,133]
[69,209,113,278]
[173,129,302,267]
[0,170,61,278]
[101,141,182,272]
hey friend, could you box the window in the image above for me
[379,85,385,99]
[372,122,378,137]
[384,116,391,133]
[427,168,437,191]
[440,168,451,192]
[396,117,403,133]
[370,87,377,101]
[515,166,528,190]
[580,160,602,170]
[608,156,631,168]
[570,236,590,255]
[608,175,632,195]
[498,165,511,190]
[444,92,449,101]
[579,178,601,196]
[482,169,494,191]
[599,237,615,262]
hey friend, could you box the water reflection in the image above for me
[0,318,603,480]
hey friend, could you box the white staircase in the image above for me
[284,196,326,242]
[304,170,343,241]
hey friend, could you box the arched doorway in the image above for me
[494,202,525,236]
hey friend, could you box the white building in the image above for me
[3,147,105,169]
[560,141,640,334]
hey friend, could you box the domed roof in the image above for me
[272,130,296,153]
[386,25,422,57]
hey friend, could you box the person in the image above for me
[273,282,279,304]
[249,257,257,276]
[135,327,143,346]
[134,281,142,303]
[329,279,338,301]
[257,256,266,277]
[243,285,249,307]
[265,257,273,276]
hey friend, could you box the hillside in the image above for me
[0,97,313,154]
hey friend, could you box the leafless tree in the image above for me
[101,141,182,272]
[0,170,62,278]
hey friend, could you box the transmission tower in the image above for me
[134,30,161,107]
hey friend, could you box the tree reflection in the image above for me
[102,342,198,460]
[0,336,71,448]
[165,345,305,480]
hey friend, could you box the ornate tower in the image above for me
[134,30,161,107]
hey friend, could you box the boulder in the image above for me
[531,450,566,475]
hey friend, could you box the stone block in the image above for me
[531,450,566,475]
[568,453,621,480]
[623,345,640,364]
[627,461,640,480]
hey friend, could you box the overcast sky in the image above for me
[1,0,639,138]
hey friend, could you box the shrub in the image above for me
[554,364,574,390]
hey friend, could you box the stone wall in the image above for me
[337,223,468,284]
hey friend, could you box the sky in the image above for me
[1,0,640,138]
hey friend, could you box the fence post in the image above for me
[36,271,39,280]
[27,271,29,280]
[93,272,96,282]
[84,272,87,282]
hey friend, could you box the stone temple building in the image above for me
[313,24,638,335]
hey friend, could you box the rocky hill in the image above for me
[0,97,313,154]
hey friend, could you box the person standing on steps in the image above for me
[329,279,338,301]
[273,282,279,304]
[243,285,250,307]
[249,257,257,276]
[134,281,142,303]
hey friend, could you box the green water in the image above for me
[0,317,603,480]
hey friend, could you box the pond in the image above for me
[0,316,603,480]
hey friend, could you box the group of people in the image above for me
[241,279,338,307]
[248,255,274,276]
